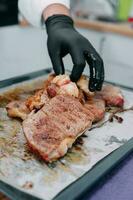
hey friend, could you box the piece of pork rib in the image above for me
[85,96,105,123]
[26,89,50,111]
[6,74,124,123]
[97,85,124,107]
[6,75,80,120]
[23,95,93,162]
[26,74,79,110]
[6,100,30,120]
[77,76,124,107]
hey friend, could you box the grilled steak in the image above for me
[23,95,92,162]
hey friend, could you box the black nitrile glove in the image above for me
[45,15,104,91]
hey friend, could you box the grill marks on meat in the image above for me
[85,96,105,123]
[23,95,92,162]
[41,95,94,123]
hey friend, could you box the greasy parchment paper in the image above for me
[0,75,133,200]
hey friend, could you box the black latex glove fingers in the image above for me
[69,37,104,92]
[47,41,65,75]
[45,15,105,91]
[84,51,104,92]
[70,48,86,82]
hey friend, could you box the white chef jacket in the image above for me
[18,0,70,28]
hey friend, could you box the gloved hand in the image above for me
[45,15,104,91]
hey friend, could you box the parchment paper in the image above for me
[0,76,133,200]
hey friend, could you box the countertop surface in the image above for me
[75,19,133,37]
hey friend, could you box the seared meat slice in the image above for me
[6,100,30,120]
[43,73,55,89]
[26,89,50,111]
[85,97,105,123]
[77,75,124,107]
[6,75,79,119]
[47,75,79,98]
[51,74,70,86]
[97,85,124,107]
[23,95,92,162]
[26,75,79,110]
[77,75,94,97]
[6,74,125,163]
[42,95,95,123]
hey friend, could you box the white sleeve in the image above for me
[18,0,70,28]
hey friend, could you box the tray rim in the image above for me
[0,68,133,200]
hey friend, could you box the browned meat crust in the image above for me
[96,85,124,107]
[85,97,105,123]
[26,89,50,111]
[23,95,92,162]
[6,100,30,120]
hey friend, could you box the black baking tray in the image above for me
[0,68,133,200]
